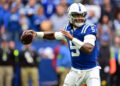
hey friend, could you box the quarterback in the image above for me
[21,3,101,86]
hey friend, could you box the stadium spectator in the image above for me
[33,5,47,31]
[26,8,37,31]
[40,20,52,31]
[97,14,112,42]
[25,0,39,13]
[59,0,68,12]
[109,36,120,86]
[42,0,56,18]
[12,0,23,9]
[19,44,39,86]
[38,47,58,86]
[113,11,120,36]
[55,40,71,86]
[98,35,110,86]
[86,10,98,25]
[7,4,21,41]
[9,41,18,65]
[100,0,114,20]
[8,41,20,86]
[85,5,101,22]
[50,3,68,31]
[2,3,10,34]
[19,8,30,31]
[0,39,15,86]
[25,0,40,31]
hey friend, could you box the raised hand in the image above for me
[60,30,73,41]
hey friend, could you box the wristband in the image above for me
[72,38,84,49]
[55,32,65,40]
[36,32,44,38]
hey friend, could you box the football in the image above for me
[21,32,33,45]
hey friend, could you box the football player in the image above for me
[22,3,101,86]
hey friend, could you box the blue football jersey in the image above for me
[65,23,99,70]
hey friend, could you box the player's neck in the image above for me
[73,27,77,30]
[73,25,78,29]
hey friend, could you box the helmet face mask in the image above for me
[68,3,87,27]
[70,12,86,27]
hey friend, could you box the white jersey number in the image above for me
[69,41,80,57]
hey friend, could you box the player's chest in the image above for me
[69,29,85,41]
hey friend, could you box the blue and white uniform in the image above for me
[65,24,98,70]
[62,23,101,86]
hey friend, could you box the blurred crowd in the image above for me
[0,0,120,86]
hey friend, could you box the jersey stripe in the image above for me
[81,24,88,33]
[83,25,89,33]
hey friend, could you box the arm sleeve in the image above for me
[84,34,96,46]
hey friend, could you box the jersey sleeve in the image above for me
[85,24,97,36]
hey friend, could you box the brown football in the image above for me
[21,32,33,45]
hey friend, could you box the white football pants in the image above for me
[63,66,101,86]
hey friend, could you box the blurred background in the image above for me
[0,0,120,86]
